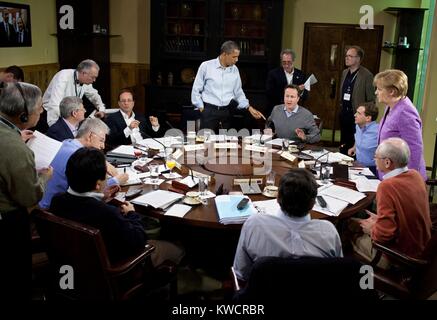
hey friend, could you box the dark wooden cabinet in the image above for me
[383,7,428,100]
[148,0,284,128]
[55,0,113,105]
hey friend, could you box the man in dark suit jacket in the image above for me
[46,96,85,141]
[50,147,184,266]
[266,49,308,117]
[15,17,30,45]
[106,89,166,147]
[0,10,16,46]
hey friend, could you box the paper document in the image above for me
[165,204,192,218]
[110,145,135,157]
[318,184,366,205]
[353,176,380,192]
[131,190,184,209]
[178,175,199,188]
[252,199,280,216]
[26,131,62,170]
[304,74,318,91]
[265,138,294,147]
[215,195,256,224]
[312,195,349,216]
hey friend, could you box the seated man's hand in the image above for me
[102,184,120,201]
[295,128,306,141]
[115,173,129,185]
[129,120,140,130]
[149,116,160,127]
[121,201,135,215]
[94,111,106,119]
[38,166,53,182]
[248,106,266,120]
[21,129,35,142]
[348,147,356,157]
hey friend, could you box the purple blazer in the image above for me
[377,97,427,180]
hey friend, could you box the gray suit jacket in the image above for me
[340,66,375,111]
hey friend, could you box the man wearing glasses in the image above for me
[46,96,86,141]
[339,46,375,155]
[42,59,106,128]
[266,49,307,117]
[39,118,129,210]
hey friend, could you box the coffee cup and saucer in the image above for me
[183,191,202,205]
[262,186,278,198]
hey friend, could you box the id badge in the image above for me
[343,93,351,101]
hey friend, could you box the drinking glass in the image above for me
[198,176,208,204]
[165,155,176,178]
[148,164,159,185]
[266,171,276,187]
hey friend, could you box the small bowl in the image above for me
[262,186,278,198]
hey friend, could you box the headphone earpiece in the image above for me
[15,83,29,123]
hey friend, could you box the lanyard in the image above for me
[73,71,83,97]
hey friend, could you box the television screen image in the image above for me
[0,1,32,47]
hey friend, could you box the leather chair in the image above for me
[426,179,437,233]
[368,232,437,299]
[231,256,378,302]
[33,209,158,301]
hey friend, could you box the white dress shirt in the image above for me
[120,110,143,144]
[285,70,294,85]
[43,69,105,126]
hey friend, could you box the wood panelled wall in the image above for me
[1,63,60,93]
[2,63,150,114]
[110,63,150,114]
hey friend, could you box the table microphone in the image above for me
[313,151,330,178]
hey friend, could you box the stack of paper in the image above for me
[26,131,62,170]
[164,204,192,218]
[108,145,135,157]
[265,138,294,147]
[243,134,273,144]
[131,190,184,209]
[353,176,380,192]
[215,195,256,224]
[252,199,280,216]
[312,195,349,217]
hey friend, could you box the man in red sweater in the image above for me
[353,137,431,267]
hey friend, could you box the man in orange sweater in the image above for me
[353,137,431,267]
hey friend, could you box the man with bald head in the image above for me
[352,137,431,267]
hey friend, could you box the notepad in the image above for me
[131,190,184,209]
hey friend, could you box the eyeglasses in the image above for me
[345,55,358,58]
[373,156,389,161]
[119,99,134,103]
[82,71,98,80]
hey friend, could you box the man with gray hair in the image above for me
[191,40,265,132]
[43,59,105,127]
[46,96,85,141]
[39,118,128,209]
[0,82,52,300]
[351,137,431,267]
[266,48,307,117]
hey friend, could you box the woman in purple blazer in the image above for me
[374,69,427,180]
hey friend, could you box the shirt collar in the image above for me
[383,166,409,180]
[0,115,22,135]
[215,57,233,70]
[283,105,299,116]
[62,118,79,133]
[278,209,311,222]
[67,187,104,201]
[120,109,135,120]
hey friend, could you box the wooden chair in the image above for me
[33,209,157,301]
[231,256,378,302]
[369,231,437,299]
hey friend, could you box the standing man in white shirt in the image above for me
[191,40,265,132]
[43,59,105,127]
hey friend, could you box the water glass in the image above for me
[198,176,209,204]
[320,166,331,184]
[148,164,159,187]
[282,139,290,151]
[266,171,276,186]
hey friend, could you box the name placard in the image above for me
[280,151,297,163]
[214,142,238,149]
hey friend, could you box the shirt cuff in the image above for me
[98,105,106,112]
[108,177,119,186]
[123,127,132,138]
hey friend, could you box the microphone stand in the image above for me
[313,151,330,179]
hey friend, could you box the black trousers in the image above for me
[200,102,232,133]
[339,108,356,154]
[0,208,31,301]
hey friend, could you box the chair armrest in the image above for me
[106,243,155,276]
[372,241,428,268]
[230,267,240,291]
